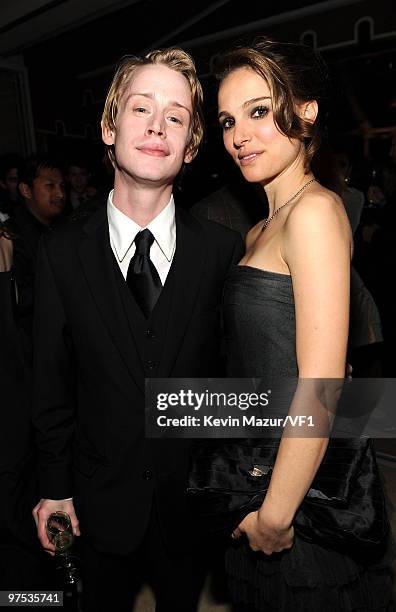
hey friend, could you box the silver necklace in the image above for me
[262,178,316,232]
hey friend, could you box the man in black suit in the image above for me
[32,48,243,611]
[11,158,66,348]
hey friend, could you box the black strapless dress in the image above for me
[222,265,394,612]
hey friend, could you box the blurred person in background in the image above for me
[0,223,55,591]
[8,157,66,349]
[65,156,98,210]
[0,153,24,218]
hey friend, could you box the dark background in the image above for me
[0,0,395,204]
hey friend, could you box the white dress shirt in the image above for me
[107,190,176,284]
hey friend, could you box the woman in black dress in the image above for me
[214,39,394,611]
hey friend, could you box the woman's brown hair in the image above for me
[215,37,331,171]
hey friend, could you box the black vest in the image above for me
[113,255,176,379]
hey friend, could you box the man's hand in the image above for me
[32,499,81,554]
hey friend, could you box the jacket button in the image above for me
[142,469,153,480]
[146,329,157,339]
[145,360,158,370]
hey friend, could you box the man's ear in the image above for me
[299,100,318,124]
[18,182,32,200]
[184,146,195,165]
[101,120,115,145]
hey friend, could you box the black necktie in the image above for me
[126,229,162,318]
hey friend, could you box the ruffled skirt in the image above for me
[225,536,395,611]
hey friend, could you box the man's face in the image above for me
[1,167,19,201]
[21,167,65,225]
[67,166,90,194]
[102,64,193,187]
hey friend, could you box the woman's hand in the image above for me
[233,507,294,555]
[0,234,13,272]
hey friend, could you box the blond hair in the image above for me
[102,48,204,166]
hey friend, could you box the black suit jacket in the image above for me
[33,204,243,554]
[0,271,34,541]
[8,206,49,348]
[0,272,56,590]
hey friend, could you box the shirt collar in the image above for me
[107,190,176,263]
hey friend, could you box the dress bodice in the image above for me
[223,265,298,377]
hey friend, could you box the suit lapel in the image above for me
[79,207,145,392]
[157,207,206,377]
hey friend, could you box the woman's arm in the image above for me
[264,191,351,518]
[236,191,351,553]
[0,232,13,272]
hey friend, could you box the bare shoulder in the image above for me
[285,185,351,240]
[245,219,264,250]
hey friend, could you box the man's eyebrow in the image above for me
[126,92,191,115]
[218,96,271,119]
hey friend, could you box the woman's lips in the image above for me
[238,152,262,166]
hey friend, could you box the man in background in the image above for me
[0,153,23,218]
[11,157,66,344]
[65,157,98,210]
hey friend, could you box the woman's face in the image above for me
[218,67,303,184]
